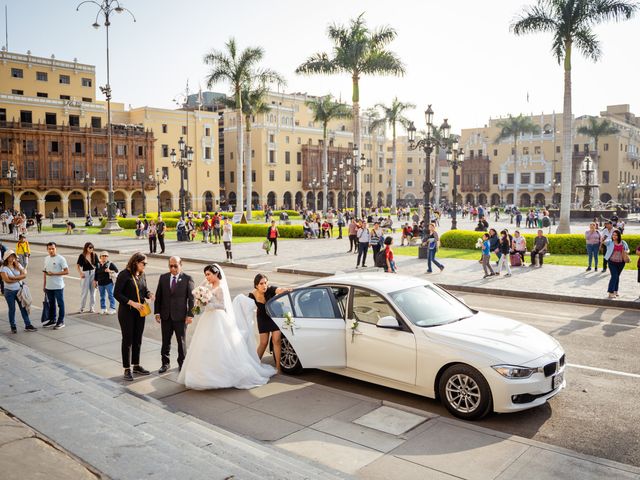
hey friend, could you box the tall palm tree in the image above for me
[204,38,284,213]
[495,115,541,206]
[364,107,381,207]
[296,13,405,214]
[370,98,414,211]
[577,116,620,156]
[511,0,637,233]
[305,95,352,212]
[222,83,271,219]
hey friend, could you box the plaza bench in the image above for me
[73,228,87,234]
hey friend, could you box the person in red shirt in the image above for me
[321,220,330,238]
[401,223,413,246]
[384,236,396,273]
[266,221,279,255]
[201,215,211,243]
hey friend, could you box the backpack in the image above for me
[375,250,387,268]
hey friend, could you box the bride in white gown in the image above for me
[177,264,276,390]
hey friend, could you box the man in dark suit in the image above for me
[154,256,194,373]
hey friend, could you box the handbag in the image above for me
[132,275,151,317]
[262,239,271,251]
[621,250,631,264]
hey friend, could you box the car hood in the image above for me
[426,311,561,365]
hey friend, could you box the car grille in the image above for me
[543,354,565,377]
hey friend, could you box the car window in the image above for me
[390,285,474,327]
[352,288,397,325]
[330,286,349,318]
[267,294,293,318]
[291,288,339,318]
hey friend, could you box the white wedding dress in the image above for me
[177,270,276,390]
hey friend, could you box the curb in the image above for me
[146,253,250,269]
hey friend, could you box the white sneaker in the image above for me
[79,308,85,313]
[89,307,96,313]
[100,309,106,315]
[107,309,116,315]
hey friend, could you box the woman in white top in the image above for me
[0,250,37,334]
[511,230,527,266]
[222,218,233,262]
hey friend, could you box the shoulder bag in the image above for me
[132,275,152,317]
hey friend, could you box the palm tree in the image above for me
[296,13,405,214]
[305,95,352,212]
[511,0,637,233]
[204,38,284,213]
[370,98,414,211]
[577,116,619,157]
[222,83,271,219]
[495,115,541,206]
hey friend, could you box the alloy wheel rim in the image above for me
[280,338,298,369]
[445,374,481,413]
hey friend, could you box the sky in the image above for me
[5,0,640,135]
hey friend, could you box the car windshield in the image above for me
[389,285,474,327]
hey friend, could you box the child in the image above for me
[15,234,30,268]
[384,236,396,273]
[481,233,495,279]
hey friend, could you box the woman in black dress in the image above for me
[249,273,291,372]
[114,252,154,381]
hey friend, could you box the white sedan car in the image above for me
[266,272,565,420]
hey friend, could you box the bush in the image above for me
[440,230,640,255]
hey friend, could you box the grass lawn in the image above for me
[394,246,639,270]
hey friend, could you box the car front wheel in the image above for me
[439,364,493,420]
[280,336,302,374]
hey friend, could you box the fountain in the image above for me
[574,154,599,210]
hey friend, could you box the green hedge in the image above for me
[440,230,640,255]
[139,210,301,220]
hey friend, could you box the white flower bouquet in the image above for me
[191,285,213,316]
[475,237,484,249]
[283,311,297,335]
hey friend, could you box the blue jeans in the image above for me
[357,242,369,266]
[46,288,65,325]
[586,243,599,269]
[98,283,116,310]
[607,261,625,293]
[4,289,32,328]
[427,248,444,272]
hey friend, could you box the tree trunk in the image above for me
[352,75,361,216]
[391,122,397,211]
[513,138,518,207]
[245,116,252,220]
[235,107,244,214]
[557,44,572,233]
[322,124,328,212]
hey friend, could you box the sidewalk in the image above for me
[2,313,639,479]
[8,228,639,309]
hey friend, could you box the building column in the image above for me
[37,196,46,216]
[125,192,133,217]
[61,197,69,219]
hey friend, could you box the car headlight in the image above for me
[492,365,539,379]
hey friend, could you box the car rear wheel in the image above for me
[439,364,492,420]
[280,336,303,374]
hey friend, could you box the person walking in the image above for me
[347,219,358,253]
[266,221,279,255]
[603,230,630,299]
[42,242,69,329]
[383,236,397,273]
[370,221,383,260]
[1,250,37,334]
[94,251,118,315]
[600,220,615,273]
[222,218,233,262]
[212,213,221,244]
[495,230,512,276]
[114,252,154,381]
[585,222,602,272]
[148,220,157,254]
[154,256,194,373]
[356,221,370,268]
[15,234,30,268]
[481,233,496,279]
[336,211,345,239]
[76,242,98,313]
[425,223,444,273]
[156,216,166,254]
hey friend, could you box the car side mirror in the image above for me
[376,316,400,329]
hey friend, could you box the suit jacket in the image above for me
[154,272,195,322]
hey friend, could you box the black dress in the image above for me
[249,286,279,334]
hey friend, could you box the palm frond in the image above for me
[511,4,558,35]
[588,0,638,23]
[573,27,602,61]
[296,53,338,75]
[360,50,406,76]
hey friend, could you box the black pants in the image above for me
[269,238,278,254]
[149,236,157,253]
[372,244,381,260]
[337,225,343,238]
[161,319,186,367]
[601,244,608,271]
[224,241,232,260]
[348,234,357,252]
[158,234,165,253]
[531,249,545,266]
[357,242,369,266]
[118,310,146,369]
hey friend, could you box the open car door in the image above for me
[266,287,346,368]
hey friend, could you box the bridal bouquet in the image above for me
[283,311,296,336]
[191,285,213,316]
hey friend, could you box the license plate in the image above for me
[552,371,564,389]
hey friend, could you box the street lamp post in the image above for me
[170,136,194,220]
[408,106,450,254]
[345,147,366,219]
[82,172,96,217]
[7,161,17,212]
[335,161,350,210]
[498,183,506,206]
[132,165,153,218]
[155,168,167,216]
[630,180,638,212]
[473,183,480,205]
[77,0,134,233]
[308,178,320,210]
[446,142,464,230]
[617,182,627,205]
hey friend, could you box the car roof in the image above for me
[303,272,430,294]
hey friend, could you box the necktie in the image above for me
[170,276,177,292]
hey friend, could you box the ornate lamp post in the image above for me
[617,182,627,204]
[131,165,153,218]
[82,172,96,217]
[170,136,194,219]
[308,177,320,210]
[334,161,350,210]
[7,161,17,212]
[473,183,480,205]
[155,168,167,216]
[630,180,638,212]
[345,146,366,219]
[446,142,464,230]
[77,0,135,233]
[408,105,450,248]
[498,183,506,206]
[548,178,560,207]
